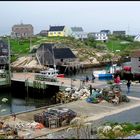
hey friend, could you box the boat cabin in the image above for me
[40,68,58,78]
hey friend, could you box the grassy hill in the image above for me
[3,35,140,63]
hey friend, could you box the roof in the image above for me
[71,27,83,32]
[40,30,48,33]
[100,30,110,33]
[54,48,76,59]
[49,26,65,31]
[130,50,140,57]
[38,43,76,59]
[39,43,54,53]
[113,31,126,34]
[12,24,33,27]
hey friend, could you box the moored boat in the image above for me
[93,70,112,78]
[35,68,64,81]
[93,64,122,78]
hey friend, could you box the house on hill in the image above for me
[36,43,77,66]
[11,23,34,38]
[48,26,69,37]
[39,30,48,36]
[113,31,126,36]
[88,32,108,42]
[70,27,87,40]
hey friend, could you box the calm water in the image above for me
[0,67,111,116]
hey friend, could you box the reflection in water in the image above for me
[0,92,56,116]
[0,67,111,116]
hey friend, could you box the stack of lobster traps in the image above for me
[34,107,77,128]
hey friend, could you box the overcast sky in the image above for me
[0,1,140,35]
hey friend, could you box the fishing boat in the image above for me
[93,64,122,78]
[35,68,64,81]
[40,68,59,78]
[93,70,112,78]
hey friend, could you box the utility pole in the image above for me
[52,46,56,73]
[30,36,32,52]
[7,36,11,86]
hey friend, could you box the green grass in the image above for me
[4,35,140,63]
[106,40,130,52]
[10,39,30,54]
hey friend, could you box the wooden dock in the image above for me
[11,72,108,90]
[0,72,107,91]
[11,72,83,89]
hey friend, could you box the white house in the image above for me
[70,27,88,40]
[88,32,108,41]
[134,34,140,42]
[131,50,140,73]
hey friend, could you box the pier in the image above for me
[11,72,82,89]
[0,72,107,90]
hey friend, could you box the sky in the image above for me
[0,1,140,36]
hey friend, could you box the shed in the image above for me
[36,43,77,66]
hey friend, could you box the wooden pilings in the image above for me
[58,64,85,76]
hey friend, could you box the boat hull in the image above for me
[98,73,113,78]
[57,74,65,78]
[93,70,113,78]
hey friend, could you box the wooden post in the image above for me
[7,37,11,86]
[25,78,29,100]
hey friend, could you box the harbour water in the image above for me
[0,67,111,116]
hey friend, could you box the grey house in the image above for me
[131,50,140,73]
[36,43,77,66]
[39,30,48,36]
[0,40,8,66]
[113,31,126,36]
[70,27,87,40]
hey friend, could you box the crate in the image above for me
[44,116,60,128]
[49,117,60,128]
[34,113,45,125]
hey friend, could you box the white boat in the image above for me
[40,68,59,78]
[93,64,122,78]
[35,68,64,81]
[93,70,112,78]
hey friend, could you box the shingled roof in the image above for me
[39,43,54,53]
[38,43,76,59]
[53,48,76,59]
[71,27,83,32]
[49,26,65,31]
